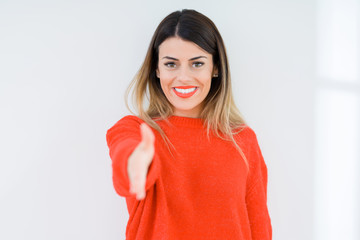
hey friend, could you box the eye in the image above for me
[193,62,204,68]
[164,62,176,68]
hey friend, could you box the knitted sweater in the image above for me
[106,115,272,240]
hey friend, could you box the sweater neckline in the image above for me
[164,115,205,128]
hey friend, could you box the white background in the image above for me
[0,0,359,239]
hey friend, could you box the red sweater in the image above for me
[106,115,272,240]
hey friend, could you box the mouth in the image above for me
[173,87,198,98]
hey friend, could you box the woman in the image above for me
[106,9,272,240]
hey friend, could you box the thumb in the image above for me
[140,123,155,148]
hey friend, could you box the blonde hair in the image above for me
[125,9,249,170]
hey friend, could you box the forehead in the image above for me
[158,37,211,59]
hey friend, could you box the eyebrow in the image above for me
[161,56,207,61]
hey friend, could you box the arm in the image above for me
[245,128,272,239]
[105,115,160,198]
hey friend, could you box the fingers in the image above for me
[129,168,147,200]
[128,152,149,200]
[128,153,148,200]
[127,122,155,200]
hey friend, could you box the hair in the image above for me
[125,9,249,170]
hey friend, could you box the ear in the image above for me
[212,66,219,76]
[156,68,160,78]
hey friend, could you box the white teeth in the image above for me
[174,87,197,94]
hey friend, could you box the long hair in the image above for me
[125,9,249,169]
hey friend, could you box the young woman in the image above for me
[106,9,272,240]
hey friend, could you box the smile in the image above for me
[173,87,198,98]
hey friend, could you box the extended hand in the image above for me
[127,123,155,200]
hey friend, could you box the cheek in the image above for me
[159,70,174,81]
[159,78,172,94]
[200,73,212,87]
[159,73,175,91]
[198,67,213,82]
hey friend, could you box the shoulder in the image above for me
[107,115,144,130]
[106,115,145,149]
[106,115,145,141]
[233,124,258,143]
[117,115,144,125]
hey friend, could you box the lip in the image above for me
[172,87,198,98]
[173,85,197,89]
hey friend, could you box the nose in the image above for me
[176,66,193,82]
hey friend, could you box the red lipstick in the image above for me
[173,86,198,98]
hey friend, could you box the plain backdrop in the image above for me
[1,0,359,240]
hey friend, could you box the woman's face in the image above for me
[156,37,218,118]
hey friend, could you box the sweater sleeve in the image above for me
[245,127,272,240]
[105,115,161,198]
